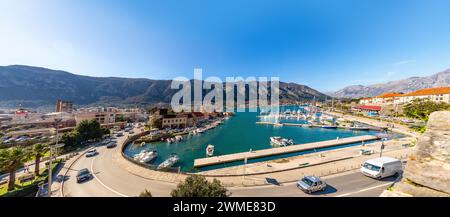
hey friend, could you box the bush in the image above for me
[171,175,229,197]
[139,189,152,197]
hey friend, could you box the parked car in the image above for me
[297,176,327,194]
[76,168,92,183]
[106,142,117,148]
[85,149,98,157]
[361,157,402,179]
[116,132,124,137]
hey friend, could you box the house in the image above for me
[396,87,450,104]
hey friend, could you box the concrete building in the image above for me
[371,92,404,105]
[55,100,73,113]
[75,112,116,125]
[161,115,189,129]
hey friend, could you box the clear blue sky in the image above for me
[1,0,450,92]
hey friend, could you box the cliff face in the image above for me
[381,111,450,197]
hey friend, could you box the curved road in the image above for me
[62,141,397,197]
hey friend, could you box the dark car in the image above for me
[76,168,92,183]
[106,142,117,148]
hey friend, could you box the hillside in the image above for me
[333,69,450,99]
[0,65,328,109]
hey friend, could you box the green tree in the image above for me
[0,147,30,191]
[76,120,103,142]
[139,189,153,197]
[31,143,49,176]
[61,130,81,151]
[403,99,450,121]
[171,175,229,197]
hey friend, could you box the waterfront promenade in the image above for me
[194,135,379,167]
[324,111,421,138]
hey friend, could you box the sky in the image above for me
[1,0,450,92]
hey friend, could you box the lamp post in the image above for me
[48,118,62,197]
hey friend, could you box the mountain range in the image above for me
[0,65,328,109]
[332,69,450,99]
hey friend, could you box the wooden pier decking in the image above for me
[193,135,379,167]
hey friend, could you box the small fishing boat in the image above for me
[133,150,148,161]
[321,125,338,129]
[157,153,180,170]
[139,150,158,163]
[270,136,294,147]
[206,144,214,157]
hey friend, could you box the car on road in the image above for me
[106,142,117,148]
[85,149,98,157]
[297,176,327,194]
[76,168,92,183]
[361,157,402,179]
[116,132,124,137]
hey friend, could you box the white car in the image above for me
[85,149,98,157]
[296,176,327,194]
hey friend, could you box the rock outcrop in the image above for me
[381,111,450,197]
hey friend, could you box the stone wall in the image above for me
[381,111,450,197]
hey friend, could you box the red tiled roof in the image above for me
[355,105,382,111]
[402,87,450,97]
[376,92,403,98]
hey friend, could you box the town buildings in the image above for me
[359,87,450,106]
[55,100,73,113]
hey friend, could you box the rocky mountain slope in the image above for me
[333,69,450,99]
[0,65,328,108]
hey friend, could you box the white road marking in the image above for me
[90,156,129,197]
[334,182,393,197]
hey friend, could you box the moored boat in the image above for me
[270,136,294,147]
[157,153,180,170]
[139,150,158,163]
[322,125,338,129]
[206,144,214,157]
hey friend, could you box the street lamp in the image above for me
[47,118,63,197]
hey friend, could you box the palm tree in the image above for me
[32,143,49,176]
[0,147,30,191]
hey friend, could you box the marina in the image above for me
[124,105,396,172]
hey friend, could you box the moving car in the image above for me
[296,176,327,194]
[85,149,98,157]
[76,168,92,183]
[361,157,402,179]
[106,142,117,148]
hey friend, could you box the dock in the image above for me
[193,135,379,167]
[256,122,379,131]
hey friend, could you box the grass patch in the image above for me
[0,159,62,197]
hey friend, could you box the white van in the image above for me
[361,157,402,179]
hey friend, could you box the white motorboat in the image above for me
[139,150,158,163]
[133,150,148,161]
[270,136,294,147]
[206,144,214,157]
[157,153,180,170]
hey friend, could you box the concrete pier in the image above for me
[193,135,379,167]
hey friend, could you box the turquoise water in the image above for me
[123,106,390,172]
